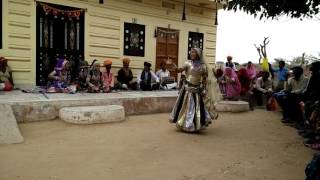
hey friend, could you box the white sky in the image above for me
[216,10,320,64]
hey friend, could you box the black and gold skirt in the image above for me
[169,85,212,132]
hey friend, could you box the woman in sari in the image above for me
[238,67,255,109]
[223,67,241,100]
[215,68,226,96]
[48,58,71,92]
[246,61,257,80]
[238,68,251,96]
[169,48,221,132]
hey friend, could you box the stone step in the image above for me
[215,101,250,112]
[0,104,24,144]
[59,105,125,124]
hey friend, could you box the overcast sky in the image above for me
[216,10,320,64]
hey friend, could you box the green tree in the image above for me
[285,53,319,66]
[227,0,320,19]
[289,56,304,65]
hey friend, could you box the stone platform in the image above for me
[215,100,250,112]
[0,90,178,123]
[60,105,125,124]
[0,90,252,124]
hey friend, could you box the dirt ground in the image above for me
[0,110,315,180]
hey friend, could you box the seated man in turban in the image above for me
[137,62,159,91]
[116,57,134,90]
[102,59,114,93]
[0,57,14,91]
[225,55,237,71]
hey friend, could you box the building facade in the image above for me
[0,0,220,86]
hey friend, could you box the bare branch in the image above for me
[254,44,262,64]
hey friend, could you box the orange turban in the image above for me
[103,59,112,66]
[123,57,130,64]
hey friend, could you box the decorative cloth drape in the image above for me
[36,2,84,86]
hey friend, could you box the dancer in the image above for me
[169,48,221,132]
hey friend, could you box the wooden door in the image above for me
[156,27,179,81]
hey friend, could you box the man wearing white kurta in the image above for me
[156,63,177,90]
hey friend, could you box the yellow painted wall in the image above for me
[0,0,218,86]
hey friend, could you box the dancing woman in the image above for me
[169,48,221,132]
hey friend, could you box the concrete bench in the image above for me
[59,105,125,124]
[215,101,250,112]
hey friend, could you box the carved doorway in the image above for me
[155,27,179,81]
[36,2,85,86]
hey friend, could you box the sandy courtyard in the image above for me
[0,110,315,180]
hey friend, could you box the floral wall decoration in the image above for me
[188,32,204,60]
[123,22,145,57]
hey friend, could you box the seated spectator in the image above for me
[215,68,226,96]
[238,68,251,96]
[302,61,320,124]
[222,67,241,100]
[301,62,320,147]
[116,57,134,90]
[86,62,103,93]
[48,58,71,92]
[156,61,177,90]
[238,67,254,110]
[277,66,308,123]
[303,62,320,102]
[0,57,14,91]
[137,62,159,91]
[78,60,89,90]
[102,59,114,93]
[253,71,273,106]
[246,61,257,80]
